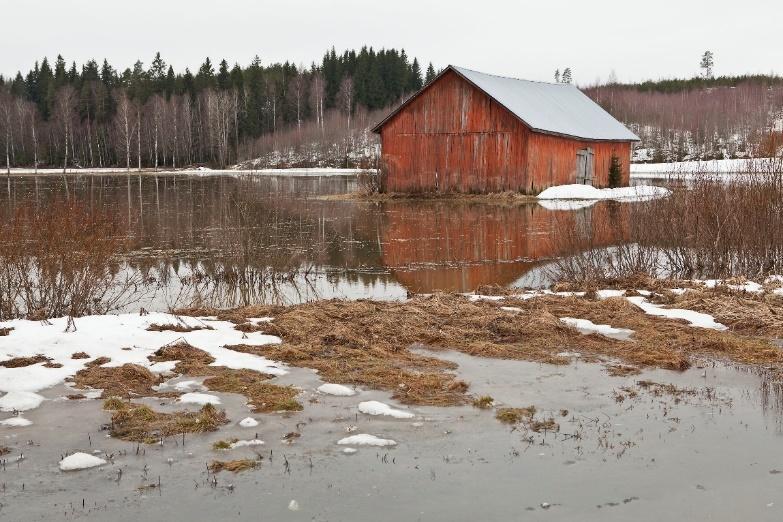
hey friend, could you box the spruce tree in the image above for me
[554,69,560,83]
[608,154,622,188]
[562,68,572,84]
[425,62,436,84]
[409,58,423,92]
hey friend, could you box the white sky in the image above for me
[3,0,781,83]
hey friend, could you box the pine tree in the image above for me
[217,59,231,90]
[554,69,560,83]
[425,62,436,84]
[561,68,572,84]
[608,154,622,188]
[700,51,714,79]
[409,58,423,92]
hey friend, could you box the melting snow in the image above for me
[317,383,356,396]
[0,391,45,412]
[239,417,259,428]
[0,416,32,427]
[358,400,415,419]
[626,296,726,330]
[178,392,221,406]
[0,312,286,413]
[342,447,358,454]
[537,184,670,201]
[337,434,397,447]
[560,318,634,338]
[59,452,107,471]
[230,439,264,449]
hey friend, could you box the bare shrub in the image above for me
[0,199,142,320]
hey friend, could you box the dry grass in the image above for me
[0,446,10,456]
[472,396,495,409]
[85,356,112,367]
[148,341,302,412]
[146,323,213,333]
[606,364,642,377]
[0,327,13,336]
[0,354,51,368]
[208,459,258,473]
[73,363,164,399]
[177,291,783,405]
[496,406,537,424]
[107,402,227,444]
[71,351,90,359]
[212,438,238,450]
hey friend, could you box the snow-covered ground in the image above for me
[0,312,284,414]
[631,158,781,177]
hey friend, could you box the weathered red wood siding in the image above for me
[378,70,633,193]
[525,134,631,191]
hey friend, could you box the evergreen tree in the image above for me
[409,58,423,92]
[562,67,572,84]
[196,58,215,90]
[554,69,560,83]
[700,51,714,79]
[217,59,231,89]
[425,62,436,84]
[608,154,622,188]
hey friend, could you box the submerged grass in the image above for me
[107,402,227,444]
[208,459,258,473]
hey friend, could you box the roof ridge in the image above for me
[450,65,574,87]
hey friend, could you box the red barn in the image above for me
[372,66,640,193]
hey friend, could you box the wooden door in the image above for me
[576,148,594,185]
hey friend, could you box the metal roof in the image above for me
[373,65,640,142]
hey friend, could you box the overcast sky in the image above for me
[3,0,781,83]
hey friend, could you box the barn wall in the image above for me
[379,70,633,193]
[525,134,631,191]
[379,70,529,193]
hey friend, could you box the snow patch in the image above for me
[59,452,107,471]
[317,383,356,396]
[358,400,414,419]
[560,318,634,338]
[337,434,397,447]
[0,391,44,412]
[0,416,32,427]
[626,296,726,330]
[178,392,221,406]
[596,289,626,299]
[537,184,670,201]
[238,417,259,428]
[230,439,264,449]
[342,447,358,454]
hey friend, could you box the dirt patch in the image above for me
[73,363,164,399]
[0,354,51,368]
[208,459,258,473]
[106,402,227,444]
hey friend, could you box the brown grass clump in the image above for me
[146,323,213,333]
[110,403,227,443]
[67,393,86,400]
[148,341,216,374]
[208,459,258,473]
[202,369,302,413]
[529,418,560,433]
[496,406,536,424]
[472,396,494,409]
[0,327,13,336]
[73,363,163,399]
[605,364,642,377]
[85,356,111,368]
[71,352,90,359]
[43,362,63,368]
[103,397,127,410]
[0,354,51,368]
[0,446,10,456]
[212,438,238,450]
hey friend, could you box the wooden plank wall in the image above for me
[379,70,633,193]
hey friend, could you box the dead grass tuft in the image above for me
[71,351,90,359]
[0,327,13,336]
[85,356,111,368]
[0,354,51,368]
[74,363,163,399]
[0,446,10,456]
[110,403,227,443]
[606,364,642,377]
[148,341,216,374]
[212,438,238,450]
[472,396,494,409]
[208,459,258,473]
[146,323,213,333]
[496,406,536,424]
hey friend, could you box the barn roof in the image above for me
[372,65,640,142]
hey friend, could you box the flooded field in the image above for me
[1,172,782,521]
[0,172,629,308]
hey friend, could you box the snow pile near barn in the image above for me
[537,184,670,201]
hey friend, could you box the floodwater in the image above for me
[0,172,631,309]
[1,351,782,521]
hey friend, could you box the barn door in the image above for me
[576,148,595,185]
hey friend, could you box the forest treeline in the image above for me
[3,47,783,171]
[0,48,437,170]
[585,75,783,161]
